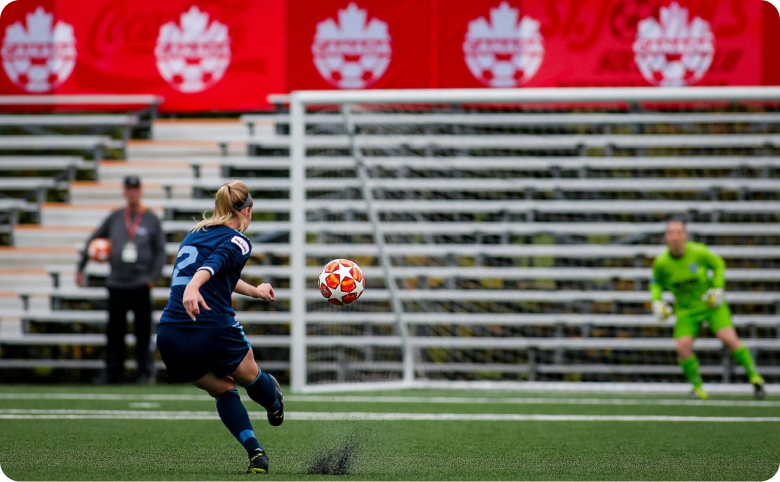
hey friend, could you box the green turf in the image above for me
[0,385,778,481]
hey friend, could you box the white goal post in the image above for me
[286,86,780,394]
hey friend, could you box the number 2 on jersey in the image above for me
[172,246,199,286]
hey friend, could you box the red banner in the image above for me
[0,0,285,112]
[438,0,763,88]
[0,0,777,112]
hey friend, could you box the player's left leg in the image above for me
[232,349,284,426]
[712,306,765,399]
[711,304,765,398]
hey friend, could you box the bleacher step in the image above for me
[69,181,192,203]
[122,158,222,178]
[0,248,78,269]
[0,270,50,290]
[15,226,92,247]
[40,204,164,227]
[0,319,22,336]
[0,295,47,311]
[97,161,197,183]
[151,119,250,142]
[127,140,245,159]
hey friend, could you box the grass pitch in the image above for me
[0,385,778,481]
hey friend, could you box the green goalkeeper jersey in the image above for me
[650,242,726,311]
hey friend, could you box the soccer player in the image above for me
[650,218,765,400]
[157,180,283,474]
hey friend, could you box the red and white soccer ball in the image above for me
[88,238,111,263]
[318,259,365,306]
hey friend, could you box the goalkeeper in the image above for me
[650,218,765,400]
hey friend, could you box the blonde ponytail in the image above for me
[194,180,253,233]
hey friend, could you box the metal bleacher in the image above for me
[0,95,162,379]
[0,88,779,386]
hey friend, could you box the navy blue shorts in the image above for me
[156,322,251,383]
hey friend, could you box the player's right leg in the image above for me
[193,372,269,474]
[675,328,707,399]
[231,349,284,427]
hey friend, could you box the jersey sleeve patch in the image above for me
[231,235,250,255]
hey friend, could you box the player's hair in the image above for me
[666,216,687,230]
[194,180,253,233]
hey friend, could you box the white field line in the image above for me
[291,395,780,408]
[0,392,779,407]
[0,409,779,422]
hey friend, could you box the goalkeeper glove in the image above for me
[702,288,725,308]
[652,300,673,321]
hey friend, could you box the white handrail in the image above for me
[293,86,780,106]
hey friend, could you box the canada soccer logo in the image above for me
[155,6,231,93]
[1,7,76,93]
[311,3,391,89]
[633,2,714,87]
[463,2,543,88]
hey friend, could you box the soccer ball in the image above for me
[88,238,111,262]
[318,259,365,306]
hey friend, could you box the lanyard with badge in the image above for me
[122,208,144,263]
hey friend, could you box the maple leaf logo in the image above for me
[311,3,391,89]
[155,6,231,93]
[1,7,77,93]
[633,2,714,87]
[463,2,544,88]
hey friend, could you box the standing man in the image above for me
[77,176,167,384]
[650,218,765,399]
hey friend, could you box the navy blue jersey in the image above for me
[161,225,252,326]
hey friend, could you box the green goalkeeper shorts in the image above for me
[674,304,733,338]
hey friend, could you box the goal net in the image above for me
[285,87,780,393]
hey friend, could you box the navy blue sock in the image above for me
[214,388,262,454]
[242,371,281,413]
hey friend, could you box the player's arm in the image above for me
[700,244,726,308]
[234,279,275,302]
[200,236,274,302]
[182,270,212,321]
[650,260,672,321]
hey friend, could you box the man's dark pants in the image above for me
[107,286,152,383]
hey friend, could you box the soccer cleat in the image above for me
[267,374,284,427]
[247,449,269,474]
[750,375,766,400]
[688,387,708,400]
